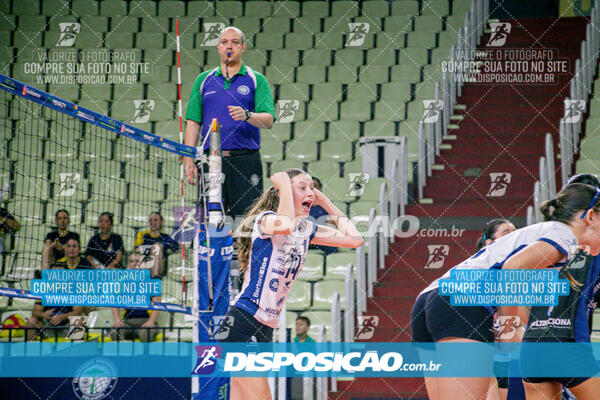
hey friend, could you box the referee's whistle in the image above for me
[211,118,218,132]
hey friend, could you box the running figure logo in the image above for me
[486,23,511,47]
[276,100,299,123]
[58,173,81,197]
[346,173,370,197]
[346,23,370,46]
[493,316,521,340]
[57,23,81,47]
[192,345,222,375]
[563,100,585,123]
[425,245,449,269]
[201,23,225,46]
[131,100,155,123]
[487,173,511,197]
[171,206,201,243]
[203,172,225,197]
[422,100,444,123]
[568,248,589,270]
[212,316,234,340]
[355,315,379,340]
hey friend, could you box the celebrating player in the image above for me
[217,168,364,400]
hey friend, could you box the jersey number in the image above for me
[284,253,302,286]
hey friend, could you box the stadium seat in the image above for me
[100,0,127,16]
[264,124,292,142]
[231,17,261,38]
[12,226,46,253]
[302,1,329,17]
[323,16,352,34]
[575,159,600,176]
[343,158,363,175]
[322,178,353,203]
[366,48,396,66]
[446,14,467,32]
[262,17,292,33]
[270,159,306,174]
[129,0,156,17]
[349,201,381,218]
[320,140,353,161]
[359,65,389,84]
[11,199,44,225]
[353,16,383,32]
[10,138,42,161]
[326,252,355,279]
[129,179,165,202]
[123,202,155,227]
[80,16,109,32]
[260,141,283,162]
[390,0,419,16]
[136,32,165,49]
[335,49,364,66]
[80,137,112,161]
[298,252,324,281]
[356,177,388,202]
[273,1,300,18]
[215,0,242,16]
[15,120,48,138]
[13,0,39,15]
[140,65,171,84]
[278,82,309,103]
[340,100,371,121]
[285,137,319,161]
[452,0,473,15]
[414,15,443,32]
[327,65,358,84]
[286,280,312,311]
[125,160,159,181]
[330,120,360,141]
[331,1,359,17]
[390,64,421,83]
[439,30,459,48]
[421,0,450,16]
[312,280,346,310]
[299,49,332,65]
[90,178,127,201]
[398,47,429,66]
[311,82,342,104]
[158,1,185,18]
[13,160,47,180]
[255,33,284,50]
[45,140,78,161]
[294,121,327,142]
[292,18,322,34]
[7,253,40,281]
[86,200,122,225]
[580,136,600,161]
[345,82,377,102]
[89,160,122,180]
[314,32,345,49]
[299,310,332,340]
[307,101,338,121]
[362,1,390,17]
[187,1,215,17]
[364,120,397,137]
[308,161,340,179]
[407,31,437,49]
[270,49,300,66]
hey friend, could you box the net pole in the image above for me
[175,19,187,307]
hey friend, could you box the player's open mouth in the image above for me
[302,201,312,212]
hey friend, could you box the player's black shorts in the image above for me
[215,306,273,343]
[411,288,494,342]
[521,338,600,388]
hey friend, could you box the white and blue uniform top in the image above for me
[420,221,579,296]
[233,211,317,328]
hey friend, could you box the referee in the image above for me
[184,26,276,219]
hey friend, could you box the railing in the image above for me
[418,0,489,199]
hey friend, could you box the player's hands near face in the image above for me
[270,172,291,191]
[49,314,65,326]
[141,321,155,328]
[112,320,126,328]
[228,106,247,121]
[43,309,54,320]
[185,157,198,185]
[312,188,327,207]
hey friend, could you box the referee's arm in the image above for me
[184,119,202,185]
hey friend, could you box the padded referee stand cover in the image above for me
[194,223,233,399]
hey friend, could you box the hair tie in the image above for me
[550,199,557,207]
[482,233,487,242]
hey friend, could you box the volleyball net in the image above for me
[0,72,201,311]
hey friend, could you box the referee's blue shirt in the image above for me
[185,63,276,151]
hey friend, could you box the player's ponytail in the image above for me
[540,183,600,289]
[235,168,308,276]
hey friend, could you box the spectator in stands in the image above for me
[85,212,124,268]
[294,316,315,343]
[309,177,338,255]
[184,26,276,219]
[42,209,79,269]
[110,250,161,342]
[0,206,19,254]
[55,237,92,270]
[24,260,84,340]
[134,212,178,277]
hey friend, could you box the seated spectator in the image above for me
[42,209,79,269]
[0,206,19,254]
[24,262,84,340]
[308,177,338,255]
[134,212,178,277]
[110,251,161,342]
[55,237,92,270]
[294,316,315,343]
[85,212,124,268]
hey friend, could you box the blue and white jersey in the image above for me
[421,221,578,295]
[234,211,317,328]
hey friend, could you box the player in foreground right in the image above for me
[411,183,600,400]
